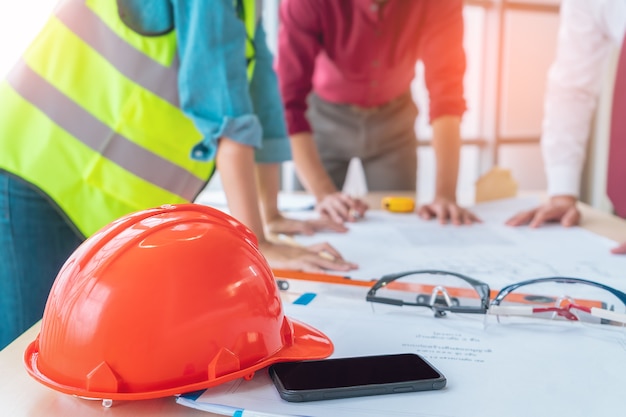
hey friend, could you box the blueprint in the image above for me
[291,197,626,290]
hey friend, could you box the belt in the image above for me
[346,92,411,114]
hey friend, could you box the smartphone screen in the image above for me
[269,353,446,402]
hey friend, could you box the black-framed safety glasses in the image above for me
[366,270,491,318]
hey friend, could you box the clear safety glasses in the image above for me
[488,277,626,328]
[366,270,626,330]
[366,270,491,317]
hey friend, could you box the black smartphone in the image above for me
[268,353,446,402]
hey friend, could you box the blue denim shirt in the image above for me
[118,0,290,163]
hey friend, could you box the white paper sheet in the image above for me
[178,303,626,417]
[195,190,315,212]
[177,197,626,416]
[290,197,626,291]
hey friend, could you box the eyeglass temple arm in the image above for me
[365,295,404,306]
[585,306,626,324]
[489,305,626,324]
[494,277,626,306]
[489,305,578,320]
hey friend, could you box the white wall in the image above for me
[582,49,620,213]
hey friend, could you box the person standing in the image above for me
[0,0,356,350]
[505,0,626,255]
[276,0,479,225]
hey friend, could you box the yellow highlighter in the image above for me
[381,196,415,213]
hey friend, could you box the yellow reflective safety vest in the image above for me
[0,0,257,237]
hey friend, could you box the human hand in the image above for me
[265,213,348,235]
[416,196,481,225]
[258,240,358,272]
[316,192,369,224]
[611,241,626,255]
[505,195,580,228]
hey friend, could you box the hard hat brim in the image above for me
[23,317,333,401]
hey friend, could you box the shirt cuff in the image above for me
[285,111,312,136]
[429,100,466,122]
[545,165,582,197]
[190,114,262,162]
[255,136,292,163]
[218,114,263,148]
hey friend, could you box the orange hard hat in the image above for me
[24,204,333,400]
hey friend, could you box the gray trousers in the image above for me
[294,92,418,192]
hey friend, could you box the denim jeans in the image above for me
[0,171,83,349]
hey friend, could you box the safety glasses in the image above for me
[366,270,490,317]
[489,277,626,327]
[366,270,626,329]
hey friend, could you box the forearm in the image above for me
[255,163,281,223]
[290,132,338,201]
[431,116,461,199]
[217,137,266,242]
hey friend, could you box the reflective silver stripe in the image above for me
[256,0,263,24]
[56,0,179,107]
[7,59,205,201]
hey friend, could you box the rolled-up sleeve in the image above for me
[249,22,291,163]
[171,0,263,161]
[419,0,467,121]
[275,0,320,135]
